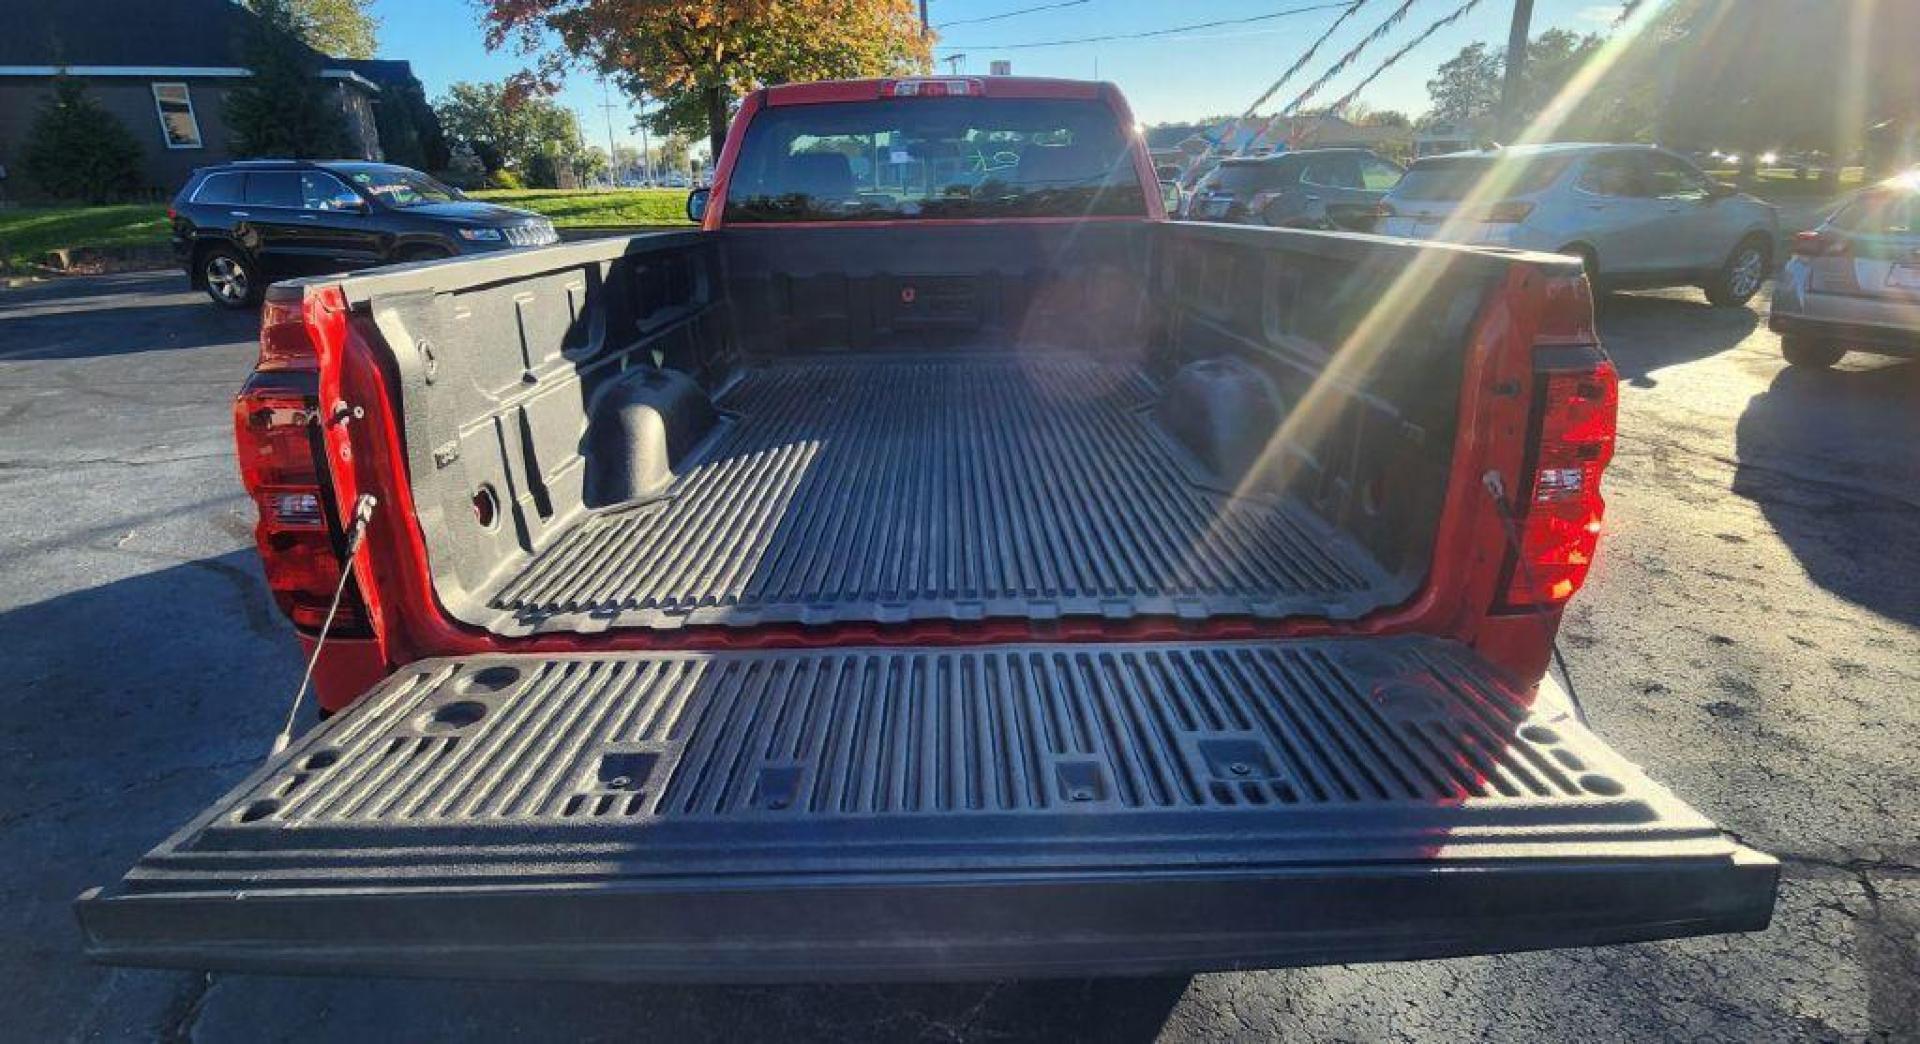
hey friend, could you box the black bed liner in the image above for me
[478,356,1395,634]
[78,636,1776,981]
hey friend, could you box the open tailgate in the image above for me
[78,637,1775,982]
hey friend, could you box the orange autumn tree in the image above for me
[480,0,933,160]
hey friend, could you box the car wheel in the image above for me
[200,246,259,309]
[1781,336,1844,369]
[1706,236,1770,308]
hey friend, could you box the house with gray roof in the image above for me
[0,0,393,197]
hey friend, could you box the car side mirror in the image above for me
[1707,181,1739,200]
[1160,180,1182,215]
[686,187,711,224]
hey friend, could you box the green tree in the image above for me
[370,75,451,171]
[20,75,143,202]
[435,80,584,176]
[227,0,349,157]
[477,0,931,159]
[250,0,380,60]
[1424,42,1502,127]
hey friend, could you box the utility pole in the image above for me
[599,78,620,187]
[636,93,652,186]
[1498,0,1534,142]
[919,0,929,31]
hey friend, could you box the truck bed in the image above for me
[484,355,1389,634]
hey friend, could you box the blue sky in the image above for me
[370,0,1627,149]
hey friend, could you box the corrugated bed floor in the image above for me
[139,638,1676,873]
[487,356,1390,634]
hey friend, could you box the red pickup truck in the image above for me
[80,77,1775,981]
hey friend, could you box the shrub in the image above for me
[226,0,349,158]
[484,169,526,191]
[20,76,144,203]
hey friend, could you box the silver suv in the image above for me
[1769,174,1920,367]
[1378,143,1779,307]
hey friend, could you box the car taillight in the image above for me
[882,78,984,97]
[1790,229,1849,257]
[233,287,366,632]
[1500,353,1618,610]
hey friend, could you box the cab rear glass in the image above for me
[722,97,1147,223]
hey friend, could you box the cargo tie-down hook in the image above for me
[270,494,377,756]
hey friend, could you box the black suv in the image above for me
[170,160,558,308]
[1186,148,1403,229]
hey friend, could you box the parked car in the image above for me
[84,77,1776,982]
[169,160,559,309]
[1770,173,1920,367]
[1187,148,1404,228]
[1378,144,1779,306]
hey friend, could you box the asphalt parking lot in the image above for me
[2,270,1915,1042]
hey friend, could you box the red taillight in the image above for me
[234,288,366,632]
[1501,358,1618,610]
[257,288,320,371]
[1790,229,1849,257]
[882,78,984,98]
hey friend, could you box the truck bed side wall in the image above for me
[347,223,1515,645]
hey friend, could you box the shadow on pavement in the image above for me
[1595,291,1762,387]
[1733,356,1920,627]
[8,549,1192,1043]
[183,973,1193,1043]
[0,273,257,361]
[0,550,296,1042]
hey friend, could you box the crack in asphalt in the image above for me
[0,451,230,472]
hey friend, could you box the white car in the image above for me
[1379,143,1779,306]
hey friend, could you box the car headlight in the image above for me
[457,227,504,242]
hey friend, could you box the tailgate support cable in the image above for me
[271,493,378,755]
[1482,471,1588,724]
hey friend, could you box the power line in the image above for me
[1238,0,1371,118]
[937,1,1356,52]
[935,0,1089,30]
[1321,0,1486,116]
[1277,0,1419,116]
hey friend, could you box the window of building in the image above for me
[151,83,202,149]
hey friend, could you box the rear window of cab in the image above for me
[722,97,1147,223]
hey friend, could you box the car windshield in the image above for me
[722,96,1148,223]
[1394,155,1573,201]
[345,168,461,208]
[1834,189,1919,236]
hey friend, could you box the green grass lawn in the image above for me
[0,188,691,271]
[0,203,169,269]
[467,188,693,226]
[1700,166,1867,201]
